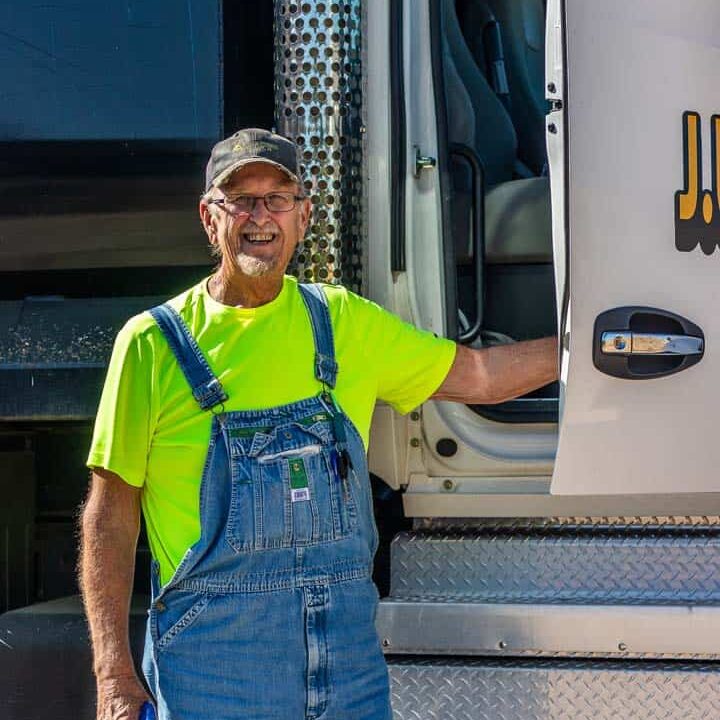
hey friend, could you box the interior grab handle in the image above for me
[601,332,704,356]
[450,144,485,344]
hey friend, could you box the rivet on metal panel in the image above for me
[618,642,628,652]
[382,637,391,648]
[410,438,421,448]
[410,411,420,422]
[442,479,454,492]
[498,640,507,649]
[548,123,558,134]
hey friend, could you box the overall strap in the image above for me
[297,283,338,390]
[148,304,228,411]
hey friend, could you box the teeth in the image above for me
[245,233,275,243]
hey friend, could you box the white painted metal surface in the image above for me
[364,0,394,310]
[367,0,557,494]
[401,0,447,336]
[545,0,567,346]
[551,0,720,497]
[393,0,560,486]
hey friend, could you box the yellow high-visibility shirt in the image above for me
[87,275,456,584]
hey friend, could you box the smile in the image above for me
[243,233,277,245]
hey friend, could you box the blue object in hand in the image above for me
[139,701,156,720]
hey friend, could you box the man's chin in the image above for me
[235,253,277,278]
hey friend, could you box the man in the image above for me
[80,128,558,720]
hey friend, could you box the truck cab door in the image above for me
[548,0,720,500]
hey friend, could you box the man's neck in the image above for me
[208,271,285,309]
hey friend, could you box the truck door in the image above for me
[548,0,720,498]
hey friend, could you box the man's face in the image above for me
[200,163,311,279]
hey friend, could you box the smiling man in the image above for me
[80,128,557,720]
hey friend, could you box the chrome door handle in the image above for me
[601,332,704,356]
[593,307,704,379]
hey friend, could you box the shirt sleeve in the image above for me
[86,316,157,487]
[349,293,457,415]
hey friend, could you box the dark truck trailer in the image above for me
[0,2,275,717]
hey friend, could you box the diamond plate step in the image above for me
[387,658,720,720]
[390,528,720,604]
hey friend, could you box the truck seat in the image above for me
[459,0,549,176]
[443,0,517,189]
[441,0,555,341]
[485,177,551,265]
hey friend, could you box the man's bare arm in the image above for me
[79,468,151,719]
[432,337,559,404]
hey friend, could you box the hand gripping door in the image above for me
[548,0,720,502]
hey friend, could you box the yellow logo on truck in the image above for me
[675,111,720,254]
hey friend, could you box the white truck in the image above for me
[2,0,720,717]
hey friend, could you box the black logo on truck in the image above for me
[675,111,720,255]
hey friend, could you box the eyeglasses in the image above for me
[207,191,305,215]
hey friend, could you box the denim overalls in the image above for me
[141,283,392,720]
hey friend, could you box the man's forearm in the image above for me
[433,336,559,405]
[79,471,141,681]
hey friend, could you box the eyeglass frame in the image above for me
[205,191,307,216]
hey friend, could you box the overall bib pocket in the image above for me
[226,423,357,553]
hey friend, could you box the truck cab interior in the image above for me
[438,0,558,422]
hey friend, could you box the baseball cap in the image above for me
[205,128,301,191]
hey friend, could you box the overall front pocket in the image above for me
[150,590,212,652]
[226,443,357,553]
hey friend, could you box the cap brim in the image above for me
[211,158,301,188]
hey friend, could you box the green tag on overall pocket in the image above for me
[289,458,310,502]
[229,426,272,438]
[297,412,331,427]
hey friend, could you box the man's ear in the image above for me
[298,196,313,235]
[199,197,217,243]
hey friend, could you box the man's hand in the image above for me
[96,675,152,720]
[432,336,559,405]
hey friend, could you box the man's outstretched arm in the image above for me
[432,337,559,405]
[79,468,151,720]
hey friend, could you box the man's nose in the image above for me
[248,197,272,224]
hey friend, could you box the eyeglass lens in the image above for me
[225,193,296,213]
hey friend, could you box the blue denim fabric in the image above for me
[148,304,229,411]
[142,284,391,720]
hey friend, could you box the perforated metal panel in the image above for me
[274,0,364,292]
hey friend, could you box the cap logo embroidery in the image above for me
[232,141,277,154]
